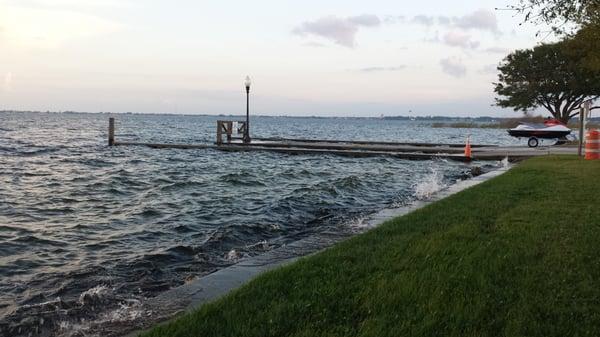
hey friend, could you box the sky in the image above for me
[0,0,553,117]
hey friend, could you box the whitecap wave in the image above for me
[225,249,243,261]
[413,168,447,200]
[79,285,112,305]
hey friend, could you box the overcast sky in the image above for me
[0,0,552,116]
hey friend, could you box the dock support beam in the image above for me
[108,117,115,146]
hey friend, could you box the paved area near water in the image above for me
[472,145,577,160]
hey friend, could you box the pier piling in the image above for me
[108,117,115,146]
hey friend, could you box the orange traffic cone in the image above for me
[464,136,472,159]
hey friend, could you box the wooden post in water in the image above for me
[216,121,223,145]
[226,121,233,143]
[108,117,115,146]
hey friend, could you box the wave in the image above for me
[219,172,266,186]
[159,180,207,192]
[332,175,365,191]
[17,147,63,157]
[12,235,66,247]
[413,167,447,200]
[1,283,145,337]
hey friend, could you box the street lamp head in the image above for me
[244,76,251,90]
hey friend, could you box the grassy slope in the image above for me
[142,156,600,337]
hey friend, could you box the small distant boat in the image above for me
[507,118,572,147]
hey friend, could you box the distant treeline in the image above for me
[431,116,600,129]
[382,116,501,122]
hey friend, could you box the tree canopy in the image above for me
[566,23,600,71]
[511,0,600,71]
[494,42,600,122]
[512,0,599,32]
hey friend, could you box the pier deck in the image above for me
[114,139,578,162]
[109,117,578,162]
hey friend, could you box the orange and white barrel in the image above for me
[585,130,600,160]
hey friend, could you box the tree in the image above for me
[494,42,600,123]
[566,23,600,71]
[512,0,599,32]
[511,0,600,72]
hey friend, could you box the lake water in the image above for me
[0,112,515,336]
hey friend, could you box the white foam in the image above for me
[20,297,62,309]
[78,285,112,305]
[246,240,270,251]
[57,321,86,335]
[225,249,242,261]
[413,168,447,200]
[347,215,370,231]
[57,299,144,337]
[102,299,143,323]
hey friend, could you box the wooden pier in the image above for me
[108,118,578,162]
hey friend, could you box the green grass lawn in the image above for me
[142,156,600,337]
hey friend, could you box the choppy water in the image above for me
[0,112,511,336]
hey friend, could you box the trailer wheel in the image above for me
[528,137,539,148]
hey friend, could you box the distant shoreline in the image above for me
[432,119,600,129]
[3,110,599,122]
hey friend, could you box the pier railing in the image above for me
[216,120,247,145]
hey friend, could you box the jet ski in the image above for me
[507,118,572,147]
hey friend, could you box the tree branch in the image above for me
[536,96,554,113]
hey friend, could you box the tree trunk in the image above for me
[544,106,574,124]
[544,107,564,123]
[559,114,570,124]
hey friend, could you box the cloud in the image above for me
[443,30,479,49]
[479,64,498,74]
[412,15,435,27]
[408,10,500,33]
[293,15,381,48]
[440,57,467,78]
[484,47,509,54]
[348,14,381,27]
[454,9,499,33]
[383,15,405,24]
[355,66,407,72]
[437,16,451,25]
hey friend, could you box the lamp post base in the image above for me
[245,87,250,144]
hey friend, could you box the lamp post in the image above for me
[243,76,251,144]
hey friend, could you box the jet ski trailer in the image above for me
[507,119,572,147]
